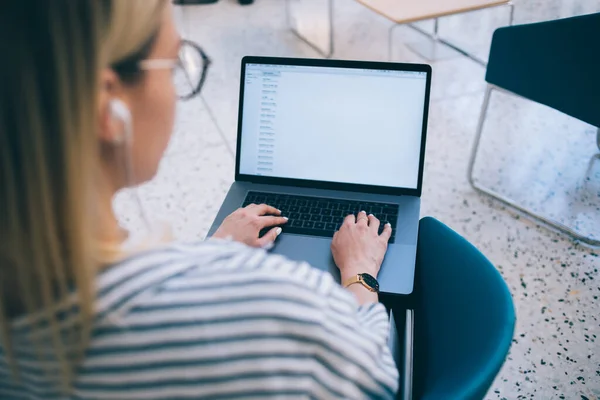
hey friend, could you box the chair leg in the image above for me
[507,1,515,26]
[467,85,493,187]
[586,154,600,178]
[285,0,334,58]
[387,23,402,61]
[432,18,439,40]
[468,86,600,247]
[431,18,441,59]
[325,0,334,58]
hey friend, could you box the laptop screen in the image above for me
[238,62,428,190]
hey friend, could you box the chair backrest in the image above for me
[486,12,600,128]
[413,217,515,400]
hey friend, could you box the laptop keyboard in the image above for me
[242,191,398,243]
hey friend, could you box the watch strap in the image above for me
[343,274,378,292]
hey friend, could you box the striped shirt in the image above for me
[0,239,398,399]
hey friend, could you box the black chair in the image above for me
[468,12,600,246]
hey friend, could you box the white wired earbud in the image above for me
[108,99,171,251]
[109,98,152,245]
[109,99,132,145]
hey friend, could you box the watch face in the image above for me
[360,273,379,291]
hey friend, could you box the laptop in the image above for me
[208,56,431,296]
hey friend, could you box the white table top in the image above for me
[357,0,510,24]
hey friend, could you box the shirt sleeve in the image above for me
[294,260,400,399]
[76,242,399,399]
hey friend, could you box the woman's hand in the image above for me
[212,203,288,248]
[331,211,392,281]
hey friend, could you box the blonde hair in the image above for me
[0,0,166,393]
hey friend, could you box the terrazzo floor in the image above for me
[114,0,600,398]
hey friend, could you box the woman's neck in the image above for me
[96,171,130,265]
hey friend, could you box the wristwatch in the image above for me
[343,273,379,293]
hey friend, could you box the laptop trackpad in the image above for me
[271,233,415,295]
[271,234,341,281]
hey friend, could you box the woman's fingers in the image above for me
[343,214,356,225]
[356,211,369,226]
[251,203,281,216]
[257,226,283,248]
[380,222,392,242]
[256,216,288,229]
[368,214,380,232]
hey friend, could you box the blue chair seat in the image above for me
[406,217,515,399]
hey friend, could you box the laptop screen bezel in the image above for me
[235,56,432,197]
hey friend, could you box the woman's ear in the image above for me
[98,68,129,144]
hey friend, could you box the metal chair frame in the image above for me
[468,84,600,247]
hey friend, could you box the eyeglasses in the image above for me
[139,39,211,101]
